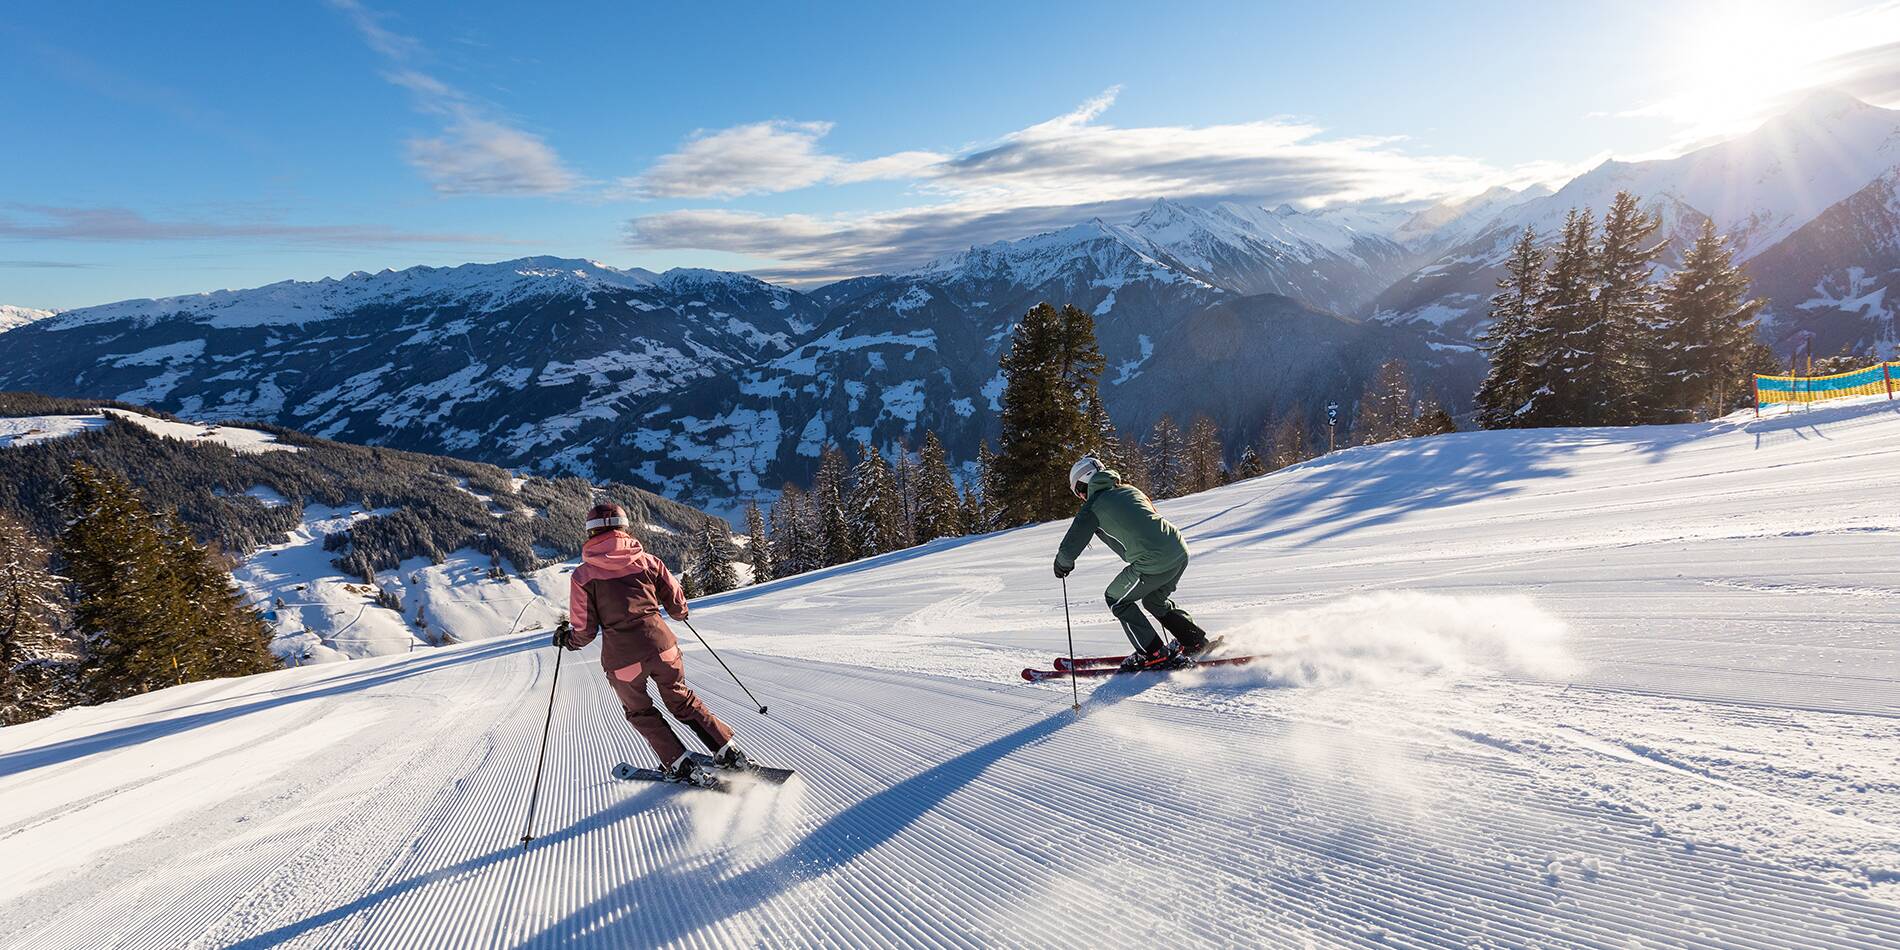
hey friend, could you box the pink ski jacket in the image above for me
[568,531,688,680]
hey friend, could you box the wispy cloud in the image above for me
[624,88,1539,280]
[0,259,97,269]
[0,204,508,246]
[623,120,940,199]
[327,0,581,196]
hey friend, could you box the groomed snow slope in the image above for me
[3,400,1898,948]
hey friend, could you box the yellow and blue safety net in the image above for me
[1756,362,1897,406]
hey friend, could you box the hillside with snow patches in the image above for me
[3,397,1896,948]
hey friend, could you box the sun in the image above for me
[1670,2,1819,135]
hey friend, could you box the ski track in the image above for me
[3,402,1899,948]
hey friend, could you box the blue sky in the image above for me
[4,0,1897,309]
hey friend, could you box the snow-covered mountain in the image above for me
[594,215,1472,506]
[0,223,1479,516]
[5,396,1897,946]
[1374,91,1900,341]
[1746,164,1900,358]
[0,304,56,334]
[1113,199,1419,314]
[1392,183,1554,253]
[0,258,824,478]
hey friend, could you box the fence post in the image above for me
[1753,376,1760,418]
[1884,362,1894,400]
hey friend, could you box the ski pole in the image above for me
[520,634,565,846]
[1061,576,1080,711]
[681,617,769,715]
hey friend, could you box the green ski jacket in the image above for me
[1054,468,1189,576]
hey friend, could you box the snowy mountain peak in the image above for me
[42,257,779,330]
[0,304,57,334]
[1774,87,1880,125]
[913,217,1185,289]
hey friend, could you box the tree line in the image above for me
[1473,191,1770,428]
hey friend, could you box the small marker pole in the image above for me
[1060,577,1080,711]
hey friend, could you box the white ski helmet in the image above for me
[1068,455,1104,497]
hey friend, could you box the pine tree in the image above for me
[1474,226,1548,429]
[1116,434,1152,496]
[769,484,815,577]
[1410,401,1458,437]
[970,439,1001,533]
[891,441,919,549]
[0,511,74,724]
[1085,396,1131,475]
[994,302,1105,525]
[743,500,772,585]
[1144,414,1186,498]
[1353,359,1416,445]
[847,442,906,557]
[1233,444,1266,480]
[162,518,276,679]
[60,464,274,704]
[1182,416,1225,494]
[1652,219,1764,420]
[1528,208,1599,427]
[913,431,963,544]
[811,444,856,566]
[1590,191,1668,424]
[690,518,739,596]
[680,570,702,600]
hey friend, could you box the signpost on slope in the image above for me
[1326,402,1338,452]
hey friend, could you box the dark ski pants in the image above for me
[1104,559,1206,653]
[605,647,734,767]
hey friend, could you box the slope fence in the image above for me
[1754,360,1897,412]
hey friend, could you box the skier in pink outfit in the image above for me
[562,502,748,787]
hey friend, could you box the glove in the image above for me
[1053,560,1072,579]
[553,619,572,649]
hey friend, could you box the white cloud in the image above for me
[328,0,582,196]
[624,120,941,199]
[624,88,1539,280]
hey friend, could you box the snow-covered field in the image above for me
[3,399,1898,948]
[230,502,572,664]
[0,409,298,454]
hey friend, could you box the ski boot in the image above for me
[1119,643,1193,672]
[1161,613,1215,656]
[711,741,751,772]
[664,753,722,789]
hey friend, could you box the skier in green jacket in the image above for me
[1053,455,1213,671]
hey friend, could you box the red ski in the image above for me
[1022,654,1259,682]
[1053,637,1228,671]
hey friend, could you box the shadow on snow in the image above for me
[225,676,1161,948]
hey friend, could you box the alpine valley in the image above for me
[5,92,1899,517]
